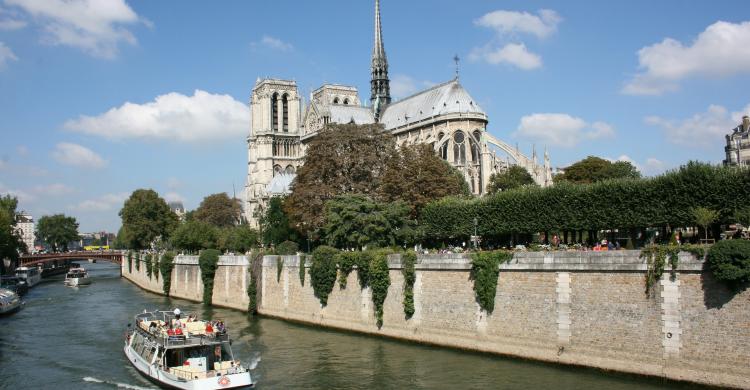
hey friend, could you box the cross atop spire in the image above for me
[454,54,460,80]
[371,0,391,117]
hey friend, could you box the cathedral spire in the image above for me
[371,0,391,116]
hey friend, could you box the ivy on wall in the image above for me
[144,253,153,279]
[159,251,175,296]
[199,249,220,305]
[310,246,339,306]
[369,249,392,328]
[248,267,257,313]
[640,244,707,294]
[336,252,358,289]
[299,255,306,286]
[401,250,416,319]
[153,255,159,281]
[135,252,141,271]
[276,257,284,283]
[127,251,133,273]
[470,251,512,313]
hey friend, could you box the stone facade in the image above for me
[243,1,553,227]
[724,115,750,166]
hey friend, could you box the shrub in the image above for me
[335,252,359,289]
[470,251,512,313]
[402,251,417,319]
[369,249,392,328]
[276,240,299,255]
[159,251,176,295]
[640,245,680,294]
[199,249,221,305]
[707,240,750,286]
[310,246,339,306]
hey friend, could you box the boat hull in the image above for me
[64,277,92,287]
[124,344,253,389]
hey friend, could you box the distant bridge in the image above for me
[20,251,123,267]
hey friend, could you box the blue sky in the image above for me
[1,0,749,232]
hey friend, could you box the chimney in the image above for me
[743,115,749,132]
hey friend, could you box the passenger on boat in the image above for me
[149,321,158,333]
[205,321,214,334]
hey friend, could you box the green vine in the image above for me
[276,257,284,282]
[144,253,153,279]
[299,255,306,286]
[369,249,392,328]
[470,250,512,313]
[199,249,220,305]
[135,252,141,271]
[153,255,159,281]
[310,246,339,306]
[127,251,133,273]
[401,251,416,319]
[248,266,257,313]
[640,245,680,294]
[335,252,358,289]
[159,251,175,295]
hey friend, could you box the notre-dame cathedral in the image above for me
[244,0,552,228]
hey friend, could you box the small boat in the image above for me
[0,276,28,296]
[15,266,41,288]
[64,267,92,287]
[0,288,23,315]
[124,309,254,389]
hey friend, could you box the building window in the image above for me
[285,165,295,174]
[439,141,448,160]
[343,98,349,105]
[271,93,279,132]
[453,131,466,164]
[282,94,289,132]
[333,97,339,104]
[273,165,282,176]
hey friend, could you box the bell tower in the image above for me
[370,0,391,119]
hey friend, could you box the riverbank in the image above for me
[122,251,750,389]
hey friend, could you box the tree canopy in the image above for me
[323,194,415,250]
[0,195,25,274]
[261,196,298,246]
[487,165,537,193]
[217,225,259,253]
[379,144,470,217]
[37,214,79,252]
[170,220,218,252]
[194,193,242,228]
[285,123,395,231]
[554,156,641,184]
[119,189,177,250]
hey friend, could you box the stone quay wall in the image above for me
[122,254,250,311]
[123,250,750,388]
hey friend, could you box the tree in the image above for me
[379,144,470,217]
[554,156,640,184]
[170,220,218,252]
[285,123,395,231]
[0,195,25,274]
[119,189,178,250]
[218,225,259,253]
[194,193,241,228]
[36,214,79,252]
[693,206,719,240]
[323,194,415,249]
[487,165,537,193]
[261,197,298,246]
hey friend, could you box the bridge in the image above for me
[20,251,123,267]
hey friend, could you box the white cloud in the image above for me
[475,9,561,39]
[51,142,107,169]
[0,182,35,203]
[623,21,750,95]
[64,89,251,142]
[163,192,185,203]
[514,113,615,147]
[469,43,541,70]
[606,155,668,176]
[257,35,293,51]
[390,74,434,99]
[645,103,750,147]
[32,183,74,196]
[6,0,143,59]
[0,41,18,69]
[0,7,26,30]
[70,192,128,212]
[166,177,182,190]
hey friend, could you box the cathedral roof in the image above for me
[328,105,376,125]
[379,79,485,130]
[266,173,295,195]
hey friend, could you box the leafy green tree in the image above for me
[170,220,218,252]
[119,189,178,250]
[112,226,128,250]
[261,197,298,246]
[693,206,719,240]
[194,193,241,228]
[217,225,259,253]
[732,207,750,227]
[285,123,395,231]
[323,194,415,249]
[379,144,470,217]
[0,195,25,274]
[487,165,537,193]
[554,156,640,184]
[36,214,79,252]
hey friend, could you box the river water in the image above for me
[0,262,708,389]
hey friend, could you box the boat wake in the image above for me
[247,354,261,370]
[82,376,156,390]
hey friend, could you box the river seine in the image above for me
[0,262,708,389]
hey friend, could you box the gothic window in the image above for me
[343,98,349,105]
[271,93,279,132]
[285,165,295,174]
[470,138,479,163]
[473,130,482,142]
[333,97,339,104]
[272,140,277,156]
[453,131,466,164]
[273,165,282,176]
[439,141,448,160]
[282,94,289,132]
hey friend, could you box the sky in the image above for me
[0,0,749,233]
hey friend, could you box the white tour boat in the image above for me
[64,267,92,287]
[0,288,22,315]
[124,309,254,389]
[15,266,41,288]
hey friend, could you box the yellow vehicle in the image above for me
[83,245,109,251]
